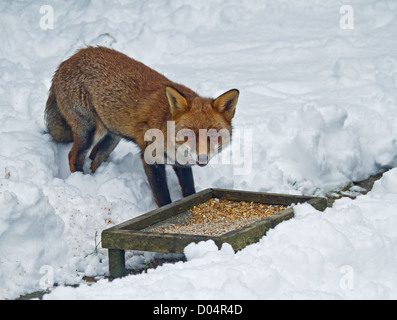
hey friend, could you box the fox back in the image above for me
[45,46,239,206]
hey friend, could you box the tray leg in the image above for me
[108,249,126,278]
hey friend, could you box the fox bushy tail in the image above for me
[45,85,73,143]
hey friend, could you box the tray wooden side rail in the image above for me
[102,188,327,277]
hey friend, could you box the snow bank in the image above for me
[0,180,66,298]
[1,0,397,299]
[44,169,397,300]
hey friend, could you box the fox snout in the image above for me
[179,142,211,167]
[175,127,232,167]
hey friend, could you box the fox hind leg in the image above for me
[68,124,96,172]
[90,132,121,173]
[64,106,97,173]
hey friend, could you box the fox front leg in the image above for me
[142,161,172,207]
[173,165,196,198]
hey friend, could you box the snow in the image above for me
[1,0,397,299]
[44,170,397,300]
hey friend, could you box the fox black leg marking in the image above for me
[173,165,196,197]
[69,126,95,172]
[142,160,172,207]
[90,133,121,172]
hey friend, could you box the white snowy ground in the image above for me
[1,0,397,299]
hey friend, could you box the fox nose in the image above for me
[197,154,208,167]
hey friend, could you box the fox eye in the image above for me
[181,129,195,140]
[186,130,195,138]
[208,129,219,138]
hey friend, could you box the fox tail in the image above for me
[44,84,73,143]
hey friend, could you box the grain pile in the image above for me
[149,198,286,236]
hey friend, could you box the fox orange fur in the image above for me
[45,46,239,206]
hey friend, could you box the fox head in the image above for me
[165,86,239,167]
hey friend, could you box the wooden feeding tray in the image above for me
[102,188,327,277]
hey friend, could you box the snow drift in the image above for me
[1,0,397,299]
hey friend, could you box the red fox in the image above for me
[45,46,239,207]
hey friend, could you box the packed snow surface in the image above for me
[1,0,397,299]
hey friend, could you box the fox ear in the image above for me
[166,86,189,118]
[213,89,239,121]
